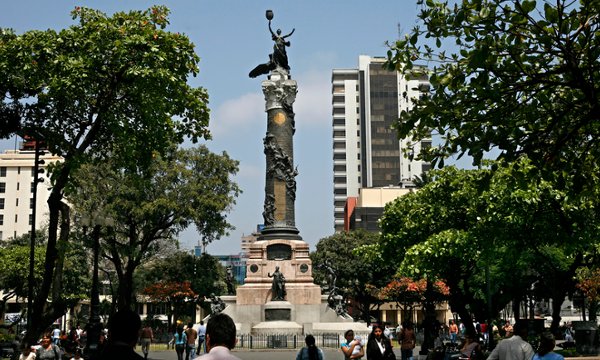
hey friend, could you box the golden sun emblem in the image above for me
[273,112,286,125]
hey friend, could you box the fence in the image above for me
[149,333,369,351]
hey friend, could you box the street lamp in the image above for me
[27,140,45,337]
[80,213,113,360]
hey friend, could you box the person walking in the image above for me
[140,323,154,360]
[37,337,61,360]
[366,324,394,360]
[533,332,563,360]
[296,335,324,360]
[487,322,534,360]
[173,325,187,360]
[197,313,240,360]
[185,322,198,360]
[195,321,206,355]
[399,321,416,360]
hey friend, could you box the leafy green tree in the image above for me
[70,145,239,310]
[375,159,596,333]
[137,252,223,327]
[0,245,45,328]
[311,230,394,323]
[1,6,211,343]
[386,0,600,183]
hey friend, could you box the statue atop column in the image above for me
[268,266,287,301]
[249,10,295,78]
[249,10,301,241]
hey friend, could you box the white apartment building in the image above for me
[332,55,431,231]
[0,147,62,241]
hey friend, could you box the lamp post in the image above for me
[81,213,113,360]
[27,140,45,336]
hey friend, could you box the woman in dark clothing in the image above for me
[366,325,395,360]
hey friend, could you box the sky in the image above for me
[0,1,427,255]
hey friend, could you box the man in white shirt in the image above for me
[487,322,534,360]
[195,320,207,355]
[197,314,240,360]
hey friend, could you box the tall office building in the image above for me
[0,140,62,241]
[332,55,431,231]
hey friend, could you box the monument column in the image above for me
[259,74,301,240]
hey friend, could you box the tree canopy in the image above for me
[386,0,600,183]
[1,6,212,343]
[311,230,395,323]
[375,160,598,331]
[70,145,239,310]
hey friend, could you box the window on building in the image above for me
[0,231,3,241]
[0,214,3,226]
[0,198,4,209]
[16,183,19,191]
[0,167,6,177]
[29,214,33,226]
[31,182,35,193]
[17,167,20,174]
[14,214,18,223]
[15,198,18,206]
[30,198,34,209]
[0,183,5,193]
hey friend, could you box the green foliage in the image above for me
[1,5,213,342]
[0,245,45,299]
[311,230,395,322]
[70,145,239,309]
[378,159,598,324]
[387,0,600,183]
[137,252,222,324]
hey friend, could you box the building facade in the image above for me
[0,145,62,241]
[332,55,431,231]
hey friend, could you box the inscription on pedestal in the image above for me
[267,244,292,260]
[265,308,291,321]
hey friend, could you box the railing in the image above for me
[148,333,370,351]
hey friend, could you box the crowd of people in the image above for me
[15,315,574,360]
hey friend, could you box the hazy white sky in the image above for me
[0,1,427,254]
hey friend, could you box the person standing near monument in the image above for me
[198,314,240,360]
[267,266,286,301]
[341,330,364,360]
[296,335,323,360]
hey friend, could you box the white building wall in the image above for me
[0,150,62,241]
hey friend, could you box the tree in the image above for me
[311,230,395,323]
[1,6,211,343]
[137,252,224,327]
[386,0,600,184]
[142,281,196,327]
[70,145,239,310]
[379,277,449,321]
[374,159,597,333]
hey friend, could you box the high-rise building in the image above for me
[0,142,62,241]
[332,55,431,231]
